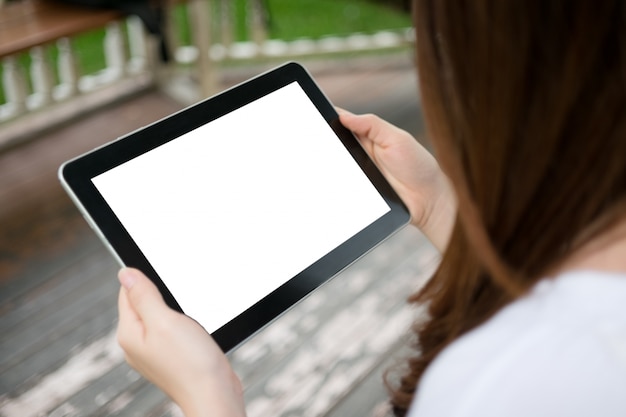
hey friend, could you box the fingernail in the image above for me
[119,268,138,289]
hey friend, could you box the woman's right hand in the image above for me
[339,110,455,251]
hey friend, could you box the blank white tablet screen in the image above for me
[93,82,390,333]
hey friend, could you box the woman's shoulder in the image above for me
[408,269,626,417]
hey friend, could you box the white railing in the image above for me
[1,17,153,116]
[0,13,158,148]
[0,0,413,149]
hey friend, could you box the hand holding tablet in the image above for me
[59,62,409,352]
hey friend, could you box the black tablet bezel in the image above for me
[59,62,410,352]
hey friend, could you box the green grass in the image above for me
[0,0,410,105]
[71,30,109,75]
[171,0,410,44]
[264,0,410,40]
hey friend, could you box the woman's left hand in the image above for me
[116,267,246,417]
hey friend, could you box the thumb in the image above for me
[339,112,403,146]
[118,267,166,320]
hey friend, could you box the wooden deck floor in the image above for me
[0,53,438,417]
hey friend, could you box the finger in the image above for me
[334,106,350,116]
[339,112,405,147]
[118,287,141,326]
[117,287,142,350]
[118,268,167,323]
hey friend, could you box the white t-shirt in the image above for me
[408,270,626,417]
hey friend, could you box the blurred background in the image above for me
[0,1,437,416]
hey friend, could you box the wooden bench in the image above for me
[0,0,231,149]
[0,0,172,149]
[0,0,123,58]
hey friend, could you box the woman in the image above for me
[116,0,626,416]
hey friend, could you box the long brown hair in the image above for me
[391,1,626,414]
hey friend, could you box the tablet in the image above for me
[59,62,410,352]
